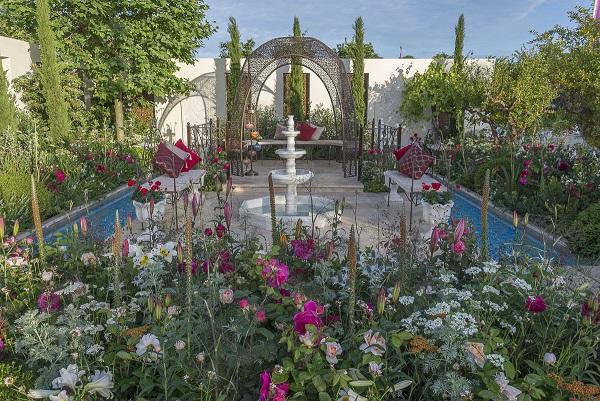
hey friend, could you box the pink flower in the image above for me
[548,143,556,152]
[37,292,61,313]
[259,371,271,401]
[523,160,531,168]
[122,239,129,258]
[518,176,528,186]
[224,202,232,229]
[239,298,250,310]
[259,258,289,288]
[204,228,213,236]
[454,219,465,242]
[557,160,570,171]
[581,296,600,324]
[95,164,107,173]
[54,169,66,183]
[451,240,466,255]
[216,223,226,238]
[293,300,323,335]
[178,259,199,276]
[431,182,441,191]
[525,295,547,313]
[291,239,314,261]
[255,310,266,322]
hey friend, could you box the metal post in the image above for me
[377,119,381,150]
[186,122,192,148]
[397,124,402,148]
[370,118,375,149]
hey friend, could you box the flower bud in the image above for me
[192,193,200,218]
[80,216,88,238]
[149,197,155,217]
[13,220,19,237]
[513,211,519,228]
[177,242,184,264]
[164,293,173,307]
[182,191,189,213]
[122,239,129,258]
[524,213,529,227]
[0,216,4,239]
[147,294,155,313]
[392,281,401,303]
[226,177,233,198]
[543,352,557,366]
[154,301,163,321]
[279,233,288,247]
[377,287,386,315]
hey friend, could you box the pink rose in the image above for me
[259,258,289,288]
[293,300,323,335]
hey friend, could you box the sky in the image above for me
[197,0,591,58]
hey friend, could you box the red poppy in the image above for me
[127,179,137,187]
[431,182,441,191]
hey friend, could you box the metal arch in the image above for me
[157,72,217,134]
[227,36,358,177]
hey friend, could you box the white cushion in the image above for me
[309,123,325,140]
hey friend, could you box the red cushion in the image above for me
[297,122,317,141]
[393,144,412,161]
[175,139,201,172]
[153,142,189,178]
[397,145,434,179]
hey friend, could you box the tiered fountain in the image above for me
[239,116,336,230]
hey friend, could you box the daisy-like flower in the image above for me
[324,341,343,364]
[154,242,177,263]
[135,333,162,362]
[359,330,387,356]
[84,370,114,399]
[51,364,85,390]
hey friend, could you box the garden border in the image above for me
[429,173,577,265]
[17,184,134,242]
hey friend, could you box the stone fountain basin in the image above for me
[275,149,306,159]
[239,195,338,230]
[270,169,314,185]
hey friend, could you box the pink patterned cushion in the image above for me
[397,144,434,179]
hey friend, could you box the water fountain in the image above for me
[239,116,337,230]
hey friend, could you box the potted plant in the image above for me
[131,180,167,222]
[421,182,454,228]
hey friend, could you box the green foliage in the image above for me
[290,16,305,121]
[453,14,465,72]
[0,63,18,132]
[568,203,600,258]
[219,38,255,58]
[351,17,366,127]
[256,105,277,138]
[226,17,242,120]
[0,362,34,401]
[309,104,336,140]
[335,38,380,58]
[0,170,53,226]
[36,0,71,141]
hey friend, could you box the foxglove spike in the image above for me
[79,216,88,238]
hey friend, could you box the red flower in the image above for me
[422,183,431,191]
[96,164,107,173]
[525,295,547,313]
[216,146,223,153]
[127,179,137,187]
[204,228,213,236]
[54,169,66,183]
[154,181,162,187]
[223,163,230,170]
[255,310,266,322]
[431,182,441,191]
[140,187,149,196]
[293,300,323,335]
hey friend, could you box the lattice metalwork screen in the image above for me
[227,36,359,177]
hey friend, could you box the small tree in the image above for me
[336,38,380,58]
[453,14,465,140]
[0,64,18,132]
[226,17,242,120]
[36,0,71,141]
[219,38,255,58]
[289,16,305,121]
[351,17,366,127]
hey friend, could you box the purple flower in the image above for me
[525,295,547,313]
[581,296,600,324]
[557,160,570,171]
[523,160,531,168]
[291,239,314,261]
[178,259,199,276]
[293,300,323,335]
[37,292,61,313]
[259,258,289,288]
[259,371,271,401]
[518,176,528,186]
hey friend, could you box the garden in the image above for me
[0,1,599,401]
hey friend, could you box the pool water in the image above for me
[47,192,135,242]
[450,191,570,262]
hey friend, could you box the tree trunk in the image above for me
[114,96,125,141]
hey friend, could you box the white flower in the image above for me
[167,305,179,316]
[398,296,414,305]
[543,352,557,366]
[80,252,97,266]
[135,334,162,361]
[219,288,234,304]
[359,330,387,356]
[324,342,343,364]
[154,242,177,262]
[482,261,500,274]
[6,256,27,267]
[196,352,206,363]
[51,365,85,390]
[49,390,73,401]
[86,344,104,356]
[465,266,482,275]
[368,361,383,376]
[28,389,60,399]
[337,389,368,401]
[175,340,186,350]
[41,271,53,282]
[448,312,478,336]
[495,372,521,401]
[3,376,15,386]
[84,370,114,399]
[134,253,154,268]
[487,353,505,368]
[482,285,500,296]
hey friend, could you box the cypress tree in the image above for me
[226,16,242,120]
[351,17,366,127]
[0,64,18,132]
[453,14,465,72]
[289,16,305,121]
[36,0,71,140]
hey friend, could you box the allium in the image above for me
[557,160,570,171]
[525,295,547,313]
[518,176,528,186]
[523,160,531,168]
[259,258,289,288]
[204,228,213,236]
[543,352,557,366]
[290,239,314,261]
[293,300,323,335]
[38,292,61,313]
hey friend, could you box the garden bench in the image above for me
[384,170,446,207]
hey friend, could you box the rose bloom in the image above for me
[525,295,547,313]
[38,291,61,313]
[259,258,289,288]
[293,300,323,335]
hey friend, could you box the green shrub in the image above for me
[0,361,34,401]
[568,203,600,258]
[472,156,510,193]
[0,170,53,227]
